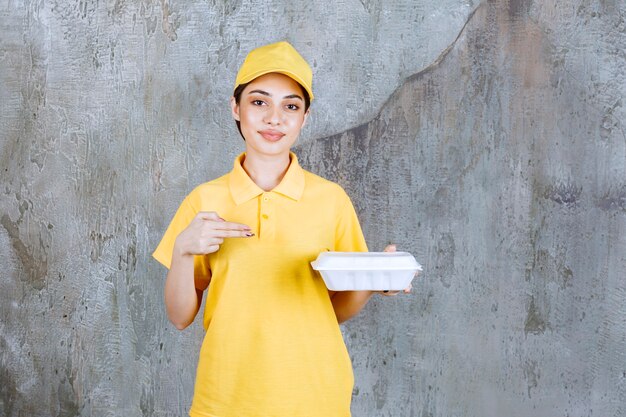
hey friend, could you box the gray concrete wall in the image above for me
[1,0,624,416]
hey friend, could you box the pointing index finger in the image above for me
[212,221,251,231]
[216,229,255,238]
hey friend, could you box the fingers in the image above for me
[214,229,255,238]
[380,283,412,296]
[212,221,252,232]
[179,212,256,256]
[195,212,253,238]
[209,221,253,238]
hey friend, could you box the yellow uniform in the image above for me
[153,152,368,417]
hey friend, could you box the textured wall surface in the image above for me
[298,2,626,416]
[1,0,625,416]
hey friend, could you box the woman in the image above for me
[153,41,411,417]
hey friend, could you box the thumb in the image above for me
[383,244,397,252]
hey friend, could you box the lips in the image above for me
[259,129,285,142]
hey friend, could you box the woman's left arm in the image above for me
[330,290,376,324]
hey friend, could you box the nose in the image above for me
[263,105,281,126]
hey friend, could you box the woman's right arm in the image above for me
[164,211,252,330]
[164,246,210,330]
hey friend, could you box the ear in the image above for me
[301,108,310,128]
[230,96,240,121]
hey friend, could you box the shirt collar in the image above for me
[229,152,305,205]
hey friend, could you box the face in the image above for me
[231,72,309,158]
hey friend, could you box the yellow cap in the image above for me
[234,41,314,101]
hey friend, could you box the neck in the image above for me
[242,152,292,192]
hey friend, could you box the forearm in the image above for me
[164,246,202,330]
[330,290,375,324]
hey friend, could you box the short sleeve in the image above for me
[334,191,368,252]
[152,195,210,280]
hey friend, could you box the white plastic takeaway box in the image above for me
[311,252,422,291]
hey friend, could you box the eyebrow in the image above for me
[247,89,303,101]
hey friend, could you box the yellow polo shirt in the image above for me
[153,152,368,417]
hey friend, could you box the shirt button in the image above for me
[263,197,269,202]
[262,214,269,219]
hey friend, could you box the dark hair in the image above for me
[233,80,311,140]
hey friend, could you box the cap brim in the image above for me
[235,68,314,101]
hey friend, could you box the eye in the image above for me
[286,103,300,111]
[252,99,265,106]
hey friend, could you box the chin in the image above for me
[246,137,296,155]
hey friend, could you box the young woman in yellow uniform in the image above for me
[153,41,411,417]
